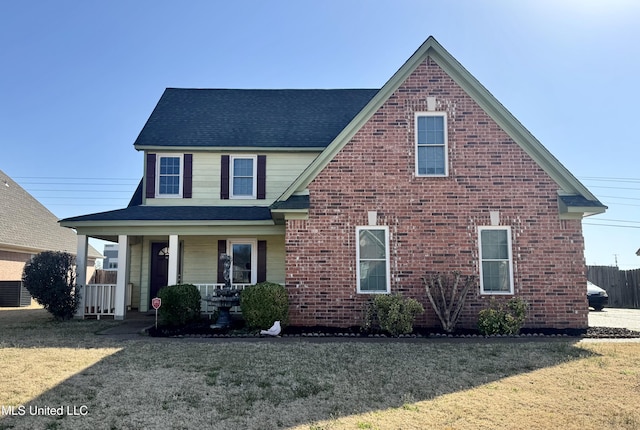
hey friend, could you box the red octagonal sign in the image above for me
[151,297,161,310]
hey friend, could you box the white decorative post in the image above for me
[115,235,129,320]
[168,234,179,285]
[74,234,88,319]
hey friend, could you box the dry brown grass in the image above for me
[0,306,639,430]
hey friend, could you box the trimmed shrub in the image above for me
[478,298,528,335]
[22,251,79,320]
[157,284,202,326]
[362,294,424,336]
[240,282,289,330]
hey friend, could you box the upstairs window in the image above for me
[230,156,257,198]
[478,226,514,294]
[356,226,390,293]
[415,112,448,176]
[158,156,182,196]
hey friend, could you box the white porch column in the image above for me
[74,234,88,319]
[168,234,179,285]
[115,235,129,320]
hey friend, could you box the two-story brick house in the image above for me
[61,37,605,329]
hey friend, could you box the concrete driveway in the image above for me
[588,308,640,331]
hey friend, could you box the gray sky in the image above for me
[1,0,638,268]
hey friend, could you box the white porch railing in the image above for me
[194,283,250,315]
[83,284,117,319]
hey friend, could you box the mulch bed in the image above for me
[146,320,640,339]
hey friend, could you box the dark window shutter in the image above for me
[217,240,227,283]
[257,240,267,282]
[220,155,230,199]
[257,155,266,200]
[183,154,193,198]
[146,153,156,199]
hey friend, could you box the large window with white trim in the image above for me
[415,112,448,176]
[356,226,390,293]
[156,154,183,197]
[230,156,257,198]
[478,226,514,294]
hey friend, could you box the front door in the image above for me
[150,242,169,306]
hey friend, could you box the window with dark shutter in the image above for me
[146,153,156,199]
[220,155,230,200]
[257,155,266,200]
[257,240,267,282]
[183,154,193,198]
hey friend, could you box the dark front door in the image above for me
[150,242,169,306]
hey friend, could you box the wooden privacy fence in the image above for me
[89,270,117,285]
[587,266,640,309]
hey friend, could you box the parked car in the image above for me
[587,281,608,311]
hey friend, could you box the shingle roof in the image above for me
[270,195,310,210]
[133,88,379,148]
[60,206,272,223]
[0,170,101,257]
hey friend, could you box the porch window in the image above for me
[231,156,257,198]
[478,226,514,294]
[157,155,183,197]
[228,239,257,284]
[415,112,448,176]
[356,226,390,293]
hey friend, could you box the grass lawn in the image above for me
[1,305,639,430]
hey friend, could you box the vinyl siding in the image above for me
[136,235,285,312]
[145,151,319,206]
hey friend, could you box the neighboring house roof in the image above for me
[0,170,101,257]
[276,36,606,218]
[133,88,379,149]
[60,206,272,223]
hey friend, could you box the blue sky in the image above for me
[1,0,639,269]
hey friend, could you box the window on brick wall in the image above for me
[478,226,514,294]
[415,112,448,176]
[356,226,390,293]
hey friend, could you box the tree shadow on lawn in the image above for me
[0,330,599,430]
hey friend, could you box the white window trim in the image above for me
[478,226,514,295]
[356,226,391,294]
[155,153,184,198]
[230,155,257,199]
[227,238,258,285]
[415,112,448,177]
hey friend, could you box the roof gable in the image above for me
[0,170,101,257]
[133,89,378,149]
[277,36,605,215]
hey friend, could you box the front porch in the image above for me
[73,230,285,320]
[81,282,251,320]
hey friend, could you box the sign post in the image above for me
[151,297,161,329]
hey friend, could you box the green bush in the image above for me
[478,297,528,335]
[22,251,79,320]
[157,284,202,326]
[240,282,289,330]
[362,294,424,336]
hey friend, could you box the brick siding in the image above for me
[285,58,588,330]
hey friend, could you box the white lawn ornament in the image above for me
[260,321,281,336]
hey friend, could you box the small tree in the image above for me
[22,251,79,320]
[423,271,476,333]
